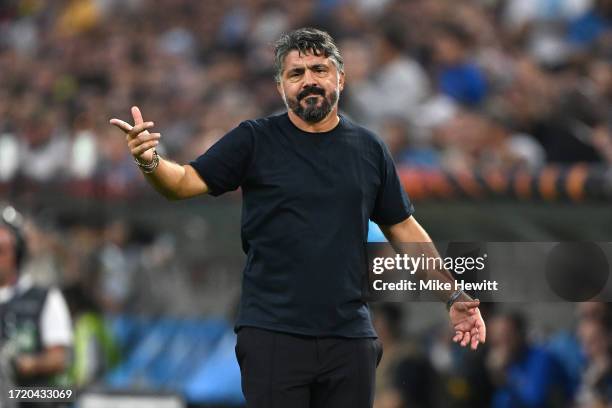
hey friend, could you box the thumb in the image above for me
[131,106,144,125]
[461,299,480,308]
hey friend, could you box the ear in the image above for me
[339,71,346,93]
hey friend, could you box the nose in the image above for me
[301,69,317,88]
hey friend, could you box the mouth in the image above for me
[301,95,323,105]
[301,94,322,100]
[298,88,326,101]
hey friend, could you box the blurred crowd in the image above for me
[3,207,609,407]
[1,207,241,394]
[0,0,611,192]
[372,301,612,408]
[1,1,612,405]
[8,207,612,407]
[20,211,240,318]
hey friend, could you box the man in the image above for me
[0,206,73,407]
[487,312,571,408]
[575,306,612,407]
[371,303,435,408]
[110,28,485,408]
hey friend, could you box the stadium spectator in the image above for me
[0,0,610,192]
[0,206,73,407]
[427,322,494,408]
[346,22,430,132]
[431,22,489,106]
[575,313,612,407]
[63,282,119,389]
[371,303,436,408]
[487,311,572,408]
[567,0,612,49]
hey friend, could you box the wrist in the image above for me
[134,150,160,173]
[446,289,473,311]
[134,154,153,166]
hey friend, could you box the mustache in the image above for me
[297,86,326,101]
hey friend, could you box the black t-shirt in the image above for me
[190,112,414,337]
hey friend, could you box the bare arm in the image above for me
[109,106,209,200]
[380,216,486,349]
[142,159,209,200]
[379,216,460,302]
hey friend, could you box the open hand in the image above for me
[450,299,486,350]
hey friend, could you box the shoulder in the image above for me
[40,287,71,330]
[42,287,68,310]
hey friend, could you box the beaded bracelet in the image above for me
[134,150,160,173]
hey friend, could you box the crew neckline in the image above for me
[283,112,344,135]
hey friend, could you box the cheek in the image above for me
[321,78,338,94]
[282,83,300,99]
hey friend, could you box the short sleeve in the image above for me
[189,122,254,196]
[40,288,73,347]
[370,142,414,225]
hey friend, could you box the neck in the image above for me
[287,107,340,133]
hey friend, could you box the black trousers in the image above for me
[235,326,383,408]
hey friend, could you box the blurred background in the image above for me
[0,0,611,407]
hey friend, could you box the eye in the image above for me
[314,66,328,76]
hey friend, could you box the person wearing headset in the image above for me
[0,206,72,406]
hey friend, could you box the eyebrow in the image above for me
[286,63,330,73]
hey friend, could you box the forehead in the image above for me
[282,50,332,69]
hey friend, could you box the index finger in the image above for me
[109,118,133,133]
[460,300,480,309]
[132,106,144,125]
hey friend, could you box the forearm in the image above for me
[16,347,68,377]
[382,218,471,303]
[141,156,189,200]
[141,155,210,200]
[394,240,459,303]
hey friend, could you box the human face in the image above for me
[433,34,464,65]
[489,316,522,357]
[277,50,345,123]
[0,227,17,284]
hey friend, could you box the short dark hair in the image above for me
[273,27,344,83]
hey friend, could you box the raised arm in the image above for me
[109,106,209,200]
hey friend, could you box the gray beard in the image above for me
[284,90,339,123]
